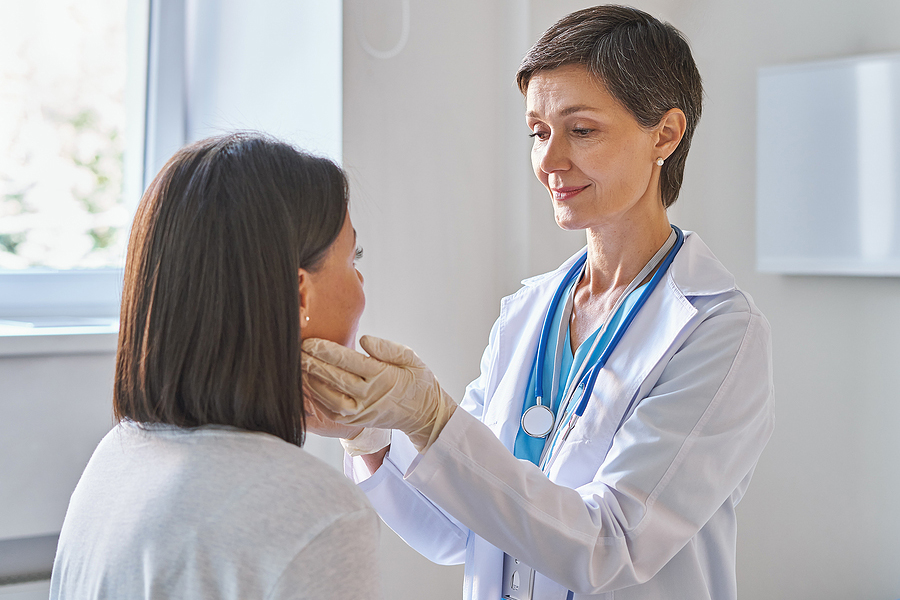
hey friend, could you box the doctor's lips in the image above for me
[551,185,590,201]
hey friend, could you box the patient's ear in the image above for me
[298,268,312,323]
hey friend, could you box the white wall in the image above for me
[185,0,342,161]
[0,347,115,600]
[344,1,900,599]
[0,352,115,541]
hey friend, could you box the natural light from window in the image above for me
[0,0,129,271]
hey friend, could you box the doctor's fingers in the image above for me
[300,348,383,394]
[302,395,366,439]
[305,370,410,430]
[303,367,370,418]
[359,335,425,369]
[301,337,385,379]
[303,353,410,409]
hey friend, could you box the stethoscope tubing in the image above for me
[533,253,589,406]
[534,225,685,471]
[574,225,684,418]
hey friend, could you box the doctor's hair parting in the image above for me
[114,132,349,446]
[516,4,703,208]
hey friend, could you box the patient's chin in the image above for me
[329,331,358,350]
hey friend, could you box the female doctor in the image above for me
[302,5,774,600]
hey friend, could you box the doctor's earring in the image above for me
[656,157,665,167]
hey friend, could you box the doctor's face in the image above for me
[525,65,662,231]
[300,211,366,349]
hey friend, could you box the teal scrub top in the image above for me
[514,276,650,466]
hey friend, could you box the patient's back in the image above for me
[50,421,381,600]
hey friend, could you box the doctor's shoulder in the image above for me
[672,232,770,325]
[668,232,774,399]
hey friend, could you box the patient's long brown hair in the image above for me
[114,133,347,446]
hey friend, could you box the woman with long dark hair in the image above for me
[50,133,378,600]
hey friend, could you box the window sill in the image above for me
[0,318,119,358]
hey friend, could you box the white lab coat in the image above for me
[347,232,775,600]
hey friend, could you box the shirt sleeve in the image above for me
[404,291,775,594]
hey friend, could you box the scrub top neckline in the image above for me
[513,278,649,466]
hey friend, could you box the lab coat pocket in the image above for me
[545,382,640,488]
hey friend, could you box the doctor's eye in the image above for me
[355,246,364,261]
[528,130,550,141]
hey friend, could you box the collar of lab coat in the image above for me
[519,231,735,298]
[484,231,738,469]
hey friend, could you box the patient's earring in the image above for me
[305,316,310,323]
[656,157,665,167]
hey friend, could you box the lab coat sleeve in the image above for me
[404,291,775,594]
[350,437,469,565]
[342,318,502,565]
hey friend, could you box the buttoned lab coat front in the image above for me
[347,232,775,600]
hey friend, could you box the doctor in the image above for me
[302,5,774,600]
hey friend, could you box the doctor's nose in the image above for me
[535,135,571,176]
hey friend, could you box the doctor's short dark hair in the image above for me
[114,132,348,446]
[516,4,703,208]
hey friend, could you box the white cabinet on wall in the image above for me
[757,53,900,276]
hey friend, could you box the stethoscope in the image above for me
[519,225,685,471]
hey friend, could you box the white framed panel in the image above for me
[757,53,900,276]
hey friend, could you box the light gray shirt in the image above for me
[50,422,381,599]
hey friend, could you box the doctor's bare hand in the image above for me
[300,335,457,453]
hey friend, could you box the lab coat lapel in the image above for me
[481,251,586,450]
[543,233,734,487]
[544,274,696,486]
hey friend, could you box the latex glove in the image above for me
[339,427,392,457]
[305,375,391,456]
[301,335,457,453]
[302,382,365,440]
[304,389,390,456]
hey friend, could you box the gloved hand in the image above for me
[339,427,392,457]
[301,335,457,453]
[301,383,365,440]
[303,378,391,456]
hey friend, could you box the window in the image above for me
[1,1,129,270]
[0,0,342,325]
[0,0,149,321]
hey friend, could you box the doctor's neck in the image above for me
[581,211,672,295]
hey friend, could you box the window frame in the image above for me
[0,0,179,321]
[0,0,343,327]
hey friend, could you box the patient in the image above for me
[49,133,380,599]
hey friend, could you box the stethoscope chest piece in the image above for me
[521,403,555,438]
